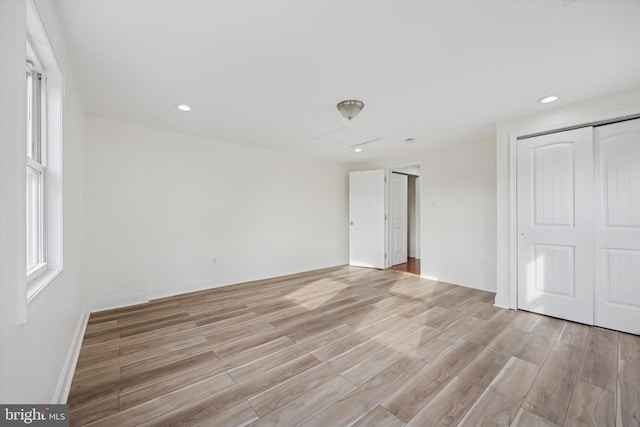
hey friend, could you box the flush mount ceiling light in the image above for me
[337,100,364,120]
[537,95,558,104]
[176,104,191,112]
[354,148,363,153]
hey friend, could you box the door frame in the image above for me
[504,111,640,310]
[384,162,423,272]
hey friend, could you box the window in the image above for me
[26,61,47,278]
[23,0,63,311]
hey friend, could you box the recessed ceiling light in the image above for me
[537,95,558,104]
[354,148,363,152]
[176,104,191,112]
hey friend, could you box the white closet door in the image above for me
[594,119,640,335]
[517,127,594,325]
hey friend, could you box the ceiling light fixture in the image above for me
[537,95,558,104]
[176,104,191,112]
[354,148,363,153]
[337,100,364,120]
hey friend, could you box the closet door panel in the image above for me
[517,127,594,324]
[595,119,640,334]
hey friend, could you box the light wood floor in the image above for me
[388,257,420,276]
[68,266,640,426]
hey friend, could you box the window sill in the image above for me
[27,267,61,303]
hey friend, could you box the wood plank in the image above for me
[513,317,565,366]
[69,395,118,427]
[390,325,441,359]
[248,360,342,417]
[118,312,192,337]
[299,357,426,427]
[341,346,403,386]
[381,339,481,422]
[557,321,591,349]
[459,356,539,426]
[120,341,218,378]
[75,348,120,369]
[135,354,322,426]
[510,311,542,332]
[578,327,618,392]
[512,408,559,427]
[309,315,404,362]
[619,332,640,364]
[84,320,119,338]
[486,325,529,356]
[522,342,585,424]
[247,375,355,427]
[212,327,288,359]
[227,325,348,383]
[86,372,235,426]
[617,360,640,427]
[405,376,482,427]
[435,316,485,343]
[352,406,403,427]
[118,337,293,410]
[465,309,518,347]
[564,380,615,427]
[190,401,258,427]
[458,349,511,388]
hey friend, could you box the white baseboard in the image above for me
[51,301,89,403]
[89,291,149,313]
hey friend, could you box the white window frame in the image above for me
[22,0,64,321]
[26,62,48,281]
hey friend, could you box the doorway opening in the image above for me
[348,163,422,275]
[388,164,421,276]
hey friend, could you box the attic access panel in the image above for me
[313,126,381,148]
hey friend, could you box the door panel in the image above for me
[594,119,640,334]
[349,170,385,269]
[517,127,594,324]
[391,173,408,266]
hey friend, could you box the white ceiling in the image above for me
[53,0,640,163]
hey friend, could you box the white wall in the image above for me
[495,88,640,308]
[355,137,497,292]
[0,0,87,403]
[84,117,350,309]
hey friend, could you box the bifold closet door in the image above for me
[517,127,594,325]
[594,119,640,335]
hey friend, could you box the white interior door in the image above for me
[517,127,594,325]
[349,170,385,269]
[594,119,640,335]
[391,173,408,266]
